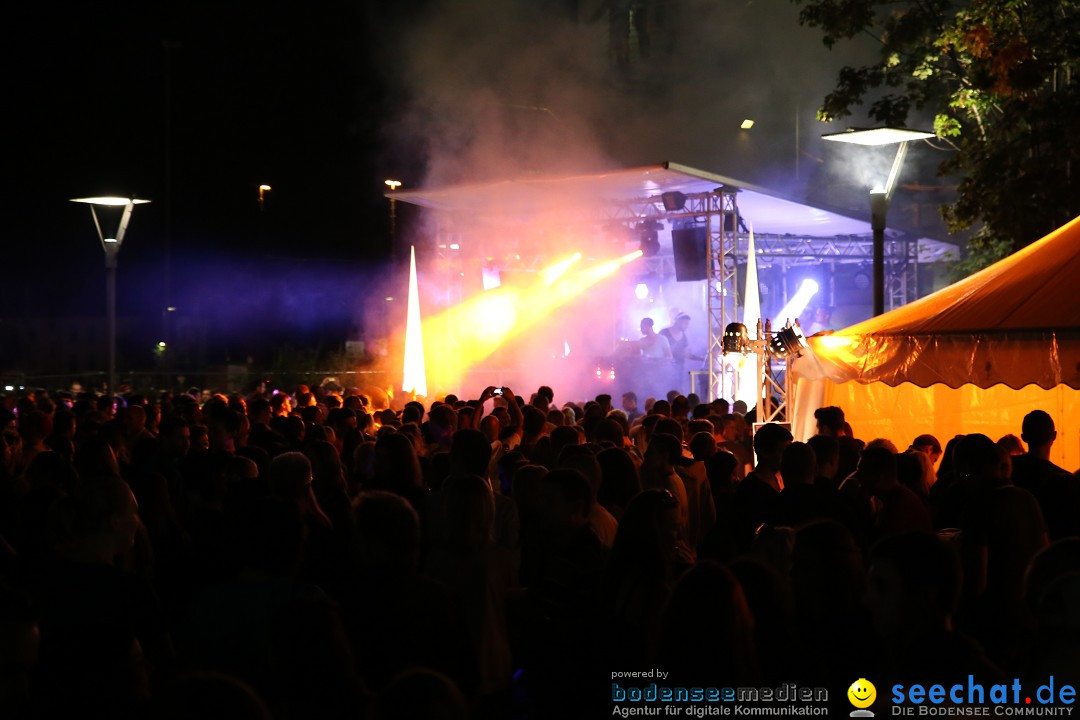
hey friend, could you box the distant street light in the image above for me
[160,305,177,373]
[822,127,934,316]
[385,179,403,244]
[258,184,272,211]
[70,196,152,396]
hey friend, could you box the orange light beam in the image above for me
[421,250,643,391]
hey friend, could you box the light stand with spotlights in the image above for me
[721,318,808,423]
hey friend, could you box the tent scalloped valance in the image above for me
[798,331,1080,390]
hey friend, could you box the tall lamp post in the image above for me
[821,127,934,316]
[70,196,151,396]
[385,179,402,245]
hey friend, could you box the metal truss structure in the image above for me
[709,189,740,404]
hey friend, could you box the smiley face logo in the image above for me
[848,678,876,709]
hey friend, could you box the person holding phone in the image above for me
[463,386,523,449]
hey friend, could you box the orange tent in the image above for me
[792,215,1080,471]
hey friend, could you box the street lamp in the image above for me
[258,184,272,211]
[70,196,151,396]
[822,127,934,316]
[385,179,402,244]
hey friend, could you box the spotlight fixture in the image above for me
[640,237,660,257]
[723,322,750,354]
[853,269,871,290]
[769,321,809,358]
[638,219,662,257]
[661,191,687,212]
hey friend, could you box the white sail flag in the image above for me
[402,246,428,397]
[737,220,761,408]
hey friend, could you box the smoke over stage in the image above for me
[387,163,956,403]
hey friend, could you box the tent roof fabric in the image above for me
[830,214,1080,335]
[392,162,933,239]
[798,215,1080,390]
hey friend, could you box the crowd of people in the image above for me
[0,382,1078,719]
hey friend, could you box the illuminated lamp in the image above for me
[821,127,935,146]
[769,322,809,358]
[822,126,934,316]
[723,322,750,354]
[481,265,501,290]
[70,196,152,207]
[661,191,687,212]
[634,272,658,300]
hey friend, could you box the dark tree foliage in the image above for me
[793,0,1080,270]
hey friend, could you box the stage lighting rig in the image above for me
[638,219,662,257]
[661,191,687,212]
[769,321,809,358]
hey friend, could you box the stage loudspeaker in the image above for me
[671,227,708,281]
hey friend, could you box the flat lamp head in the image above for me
[70,197,151,206]
[821,127,935,146]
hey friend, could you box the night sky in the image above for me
[9,1,405,255]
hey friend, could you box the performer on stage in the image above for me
[637,317,671,360]
[636,317,671,400]
[805,305,833,336]
[660,312,702,395]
